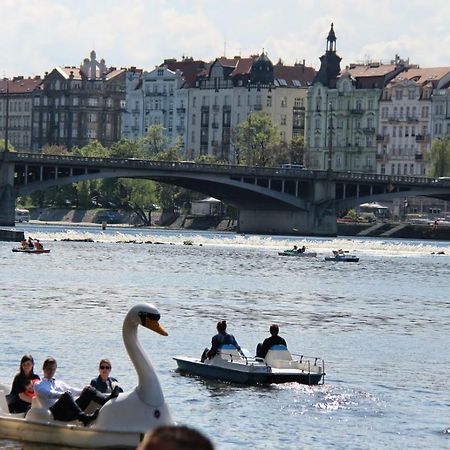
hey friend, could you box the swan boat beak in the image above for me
[139,311,168,336]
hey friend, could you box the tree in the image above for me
[289,135,306,166]
[236,112,280,166]
[143,125,170,158]
[427,138,450,177]
[0,140,16,152]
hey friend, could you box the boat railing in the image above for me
[291,354,326,384]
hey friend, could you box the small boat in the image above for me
[0,303,173,448]
[278,250,317,257]
[12,248,50,254]
[174,345,325,386]
[324,253,359,262]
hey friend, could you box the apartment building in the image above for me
[186,53,315,161]
[377,67,450,175]
[31,51,127,151]
[306,24,407,171]
[0,76,41,151]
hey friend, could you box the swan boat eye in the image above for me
[138,311,161,325]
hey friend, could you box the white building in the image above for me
[186,54,315,161]
[377,67,450,175]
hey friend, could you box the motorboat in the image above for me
[0,303,173,448]
[174,345,325,386]
[278,250,317,257]
[324,253,359,262]
[12,248,50,254]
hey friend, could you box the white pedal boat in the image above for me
[0,303,173,448]
[174,345,325,385]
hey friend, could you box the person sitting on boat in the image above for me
[89,358,123,406]
[34,240,43,251]
[201,320,242,362]
[20,239,27,249]
[34,357,101,426]
[7,354,40,414]
[298,245,306,253]
[27,237,34,249]
[291,245,298,252]
[333,249,345,256]
[256,324,288,359]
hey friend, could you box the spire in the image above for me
[326,23,337,52]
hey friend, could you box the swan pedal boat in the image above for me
[0,303,173,448]
[324,254,359,262]
[12,248,50,254]
[174,345,325,386]
[278,250,317,257]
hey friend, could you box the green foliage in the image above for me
[426,138,450,177]
[236,112,280,166]
[193,154,218,164]
[0,139,16,152]
[143,125,170,157]
[72,140,110,158]
[110,139,144,159]
[41,145,69,155]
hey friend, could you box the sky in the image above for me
[2,0,450,78]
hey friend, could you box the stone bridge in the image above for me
[1,152,449,235]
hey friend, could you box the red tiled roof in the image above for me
[230,58,254,76]
[345,64,399,78]
[0,76,42,94]
[163,59,207,87]
[392,67,450,85]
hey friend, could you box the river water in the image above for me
[0,224,450,450]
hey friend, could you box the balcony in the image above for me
[416,134,430,143]
[387,116,400,123]
[362,127,375,134]
[176,107,186,113]
[254,104,263,111]
[406,115,419,122]
[376,134,389,143]
[415,153,423,161]
[375,153,386,161]
[211,122,219,129]
[176,125,185,133]
[350,108,364,115]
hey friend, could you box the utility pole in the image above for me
[4,79,9,153]
[327,102,333,172]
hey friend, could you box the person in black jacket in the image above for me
[8,354,40,413]
[256,324,287,359]
[89,359,123,405]
[201,320,241,362]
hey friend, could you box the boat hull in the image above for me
[278,251,317,257]
[12,248,50,254]
[0,415,142,448]
[174,357,324,385]
[324,256,359,262]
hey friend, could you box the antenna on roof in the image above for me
[224,40,227,58]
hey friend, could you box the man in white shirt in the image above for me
[34,357,100,426]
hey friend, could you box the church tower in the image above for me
[313,23,342,87]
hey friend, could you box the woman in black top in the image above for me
[8,354,40,413]
[89,359,123,405]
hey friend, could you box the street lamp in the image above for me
[327,102,333,172]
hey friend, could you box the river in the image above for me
[0,224,449,449]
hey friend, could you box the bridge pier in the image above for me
[0,155,15,226]
[237,208,337,236]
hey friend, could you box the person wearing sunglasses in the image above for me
[89,359,123,405]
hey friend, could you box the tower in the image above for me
[313,23,342,87]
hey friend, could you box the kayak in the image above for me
[324,254,359,262]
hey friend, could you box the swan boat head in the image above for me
[90,302,173,432]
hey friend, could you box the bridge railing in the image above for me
[11,152,436,185]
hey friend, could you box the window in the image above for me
[192,114,196,125]
[280,114,287,125]
[368,99,374,110]
[266,96,272,107]
[294,97,304,107]
[380,164,385,174]
[88,97,98,107]
[381,107,388,119]
[395,90,403,100]
[192,97,196,107]
[73,97,79,106]
[281,97,287,108]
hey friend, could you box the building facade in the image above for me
[186,54,315,161]
[377,67,450,175]
[31,51,127,151]
[306,24,408,172]
[0,76,41,151]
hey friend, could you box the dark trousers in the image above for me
[49,387,103,422]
